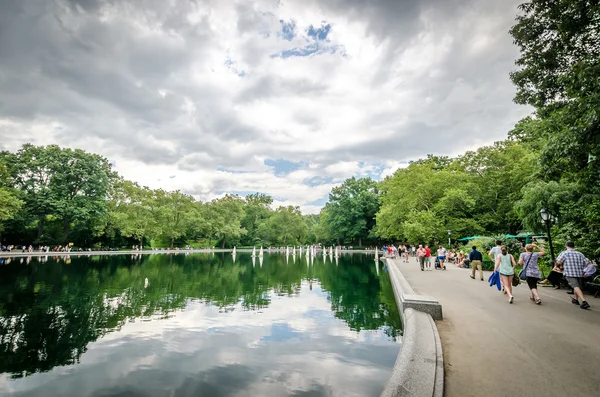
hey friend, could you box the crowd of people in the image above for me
[383,239,597,310]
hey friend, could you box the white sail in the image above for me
[233,246,237,255]
[259,246,264,257]
[252,246,256,257]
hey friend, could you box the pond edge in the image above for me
[380,258,444,397]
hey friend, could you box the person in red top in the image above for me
[424,245,432,271]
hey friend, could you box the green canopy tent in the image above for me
[515,232,535,244]
[458,236,482,241]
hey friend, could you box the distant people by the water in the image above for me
[518,244,545,305]
[417,244,426,271]
[494,245,517,304]
[456,251,465,267]
[437,246,447,271]
[556,241,591,310]
[425,245,432,270]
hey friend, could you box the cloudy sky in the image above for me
[0,0,531,213]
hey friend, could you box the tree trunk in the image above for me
[170,237,174,249]
[358,237,362,247]
[221,236,226,249]
[139,238,143,250]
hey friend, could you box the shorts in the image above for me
[438,256,446,260]
[526,277,539,290]
[566,277,582,290]
[425,257,431,263]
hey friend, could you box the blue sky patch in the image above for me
[264,158,306,176]
[272,43,344,59]
[279,19,296,41]
[306,196,329,207]
[307,23,331,41]
[271,20,346,59]
[224,56,246,77]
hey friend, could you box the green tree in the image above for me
[204,195,247,248]
[240,193,273,246]
[263,206,307,246]
[509,0,600,255]
[323,177,379,246]
[154,190,196,249]
[377,160,472,241]
[109,180,162,248]
[0,160,24,235]
[6,144,114,243]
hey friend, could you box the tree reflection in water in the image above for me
[0,253,401,378]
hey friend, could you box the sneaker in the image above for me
[580,301,590,310]
[470,275,475,279]
[509,296,514,304]
[567,291,574,295]
[571,298,580,306]
[480,278,484,281]
[421,269,424,271]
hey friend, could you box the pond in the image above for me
[0,252,401,397]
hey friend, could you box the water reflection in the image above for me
[0,253,401,396]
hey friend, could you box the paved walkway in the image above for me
[392,258,600,397]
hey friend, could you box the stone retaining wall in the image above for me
[381,258,444,397]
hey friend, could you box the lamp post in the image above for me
[539,208,556,264]
[447,230,451,247]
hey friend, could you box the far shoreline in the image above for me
[0,248,377,258]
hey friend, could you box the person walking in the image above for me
[425,245,432,271]
[437,245,447,270]
[469,245,484,280]
[556,241,591,310]
[489,240,504,292]
[416,244,426,271]
[518,244,545,305]
[494,246,517,303]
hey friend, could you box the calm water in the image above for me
[0,252,401,397]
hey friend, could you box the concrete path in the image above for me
[392,258,600,397]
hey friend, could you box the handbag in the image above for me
[512,274,520,287]
[518,253,534,281]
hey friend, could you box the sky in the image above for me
[0,0,532,214]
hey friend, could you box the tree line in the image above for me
[0,145,313,249]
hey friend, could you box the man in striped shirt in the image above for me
[556,241,591,310]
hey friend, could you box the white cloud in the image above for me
[0,0,531,211]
